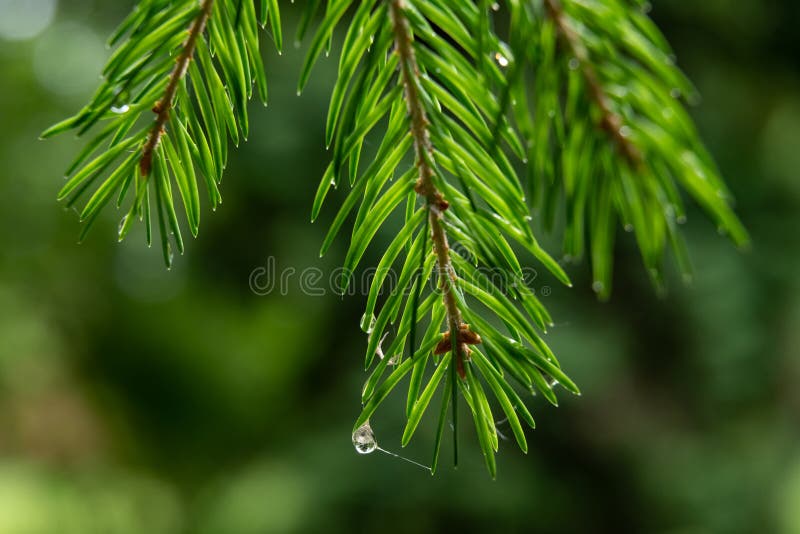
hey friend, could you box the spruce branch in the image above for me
[41,0,281,266]
[39,0,750,477]
[389,0,468,379]
[507,0,749,297]
[543,0,642,167]
[140,0,215,177]
[308,0,578,477]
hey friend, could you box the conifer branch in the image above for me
[389,0,470,380]
[40,0,748,477]
[42,0,280,266]
[543,0,642,167]
[140,0,215,177]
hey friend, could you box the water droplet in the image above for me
[619,125,632,138]
[491,2,500,11]
[352,421,377,454]
[117,215,128,240]
[677,215,687,225]
[641,2,652,14]
[360,312,376,333]
[592,281,605,293]
[111,104,129,114]
[568,57,580,70]
[670,88,682,99]
[494,52,509,68]
[624,223,634,233]
[547,109,556,119]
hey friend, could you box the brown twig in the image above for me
[544,0,642,167]
[139,0,215,176]
[389,0,474,379]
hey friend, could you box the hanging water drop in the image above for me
[360,312,376,333]
[568,57,580,70]
[352,421,377,454]
[111,104,129,114]
[619,125,632,138]
[592,280,605,293]
[118,215,128,241]
[624,223,634,233]
[670,88,682,99]
[494,52,509,68]
[677,215,687,225]
[491,2,500,11]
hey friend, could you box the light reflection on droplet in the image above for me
[494,52,509,68]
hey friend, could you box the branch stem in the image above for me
[544,0,642,166]
[389,0,467,378]
[139,0,215,176]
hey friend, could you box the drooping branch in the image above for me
[139,0,215,176]
[544,0,642,166]
[389,0,479,379]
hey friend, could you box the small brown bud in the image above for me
[434,324,482,355]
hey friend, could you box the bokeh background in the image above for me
[0,0,798,532]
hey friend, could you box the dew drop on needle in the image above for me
[352,421,377,455]
[494,52,509,68]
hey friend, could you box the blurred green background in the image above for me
[0,1,798,532]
